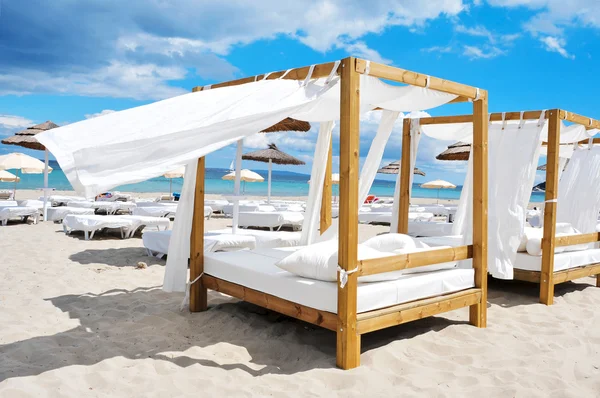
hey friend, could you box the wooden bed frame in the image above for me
[415,110,600,305]
[187,57,489,369]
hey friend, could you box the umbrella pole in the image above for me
[169,178,172,197]
[437,188,440,205]
[267,159,272,204]
[43,149,49,221]
[232,139,243,234]
[13,169,19,200]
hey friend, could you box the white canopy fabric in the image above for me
[35,62,463,293]
[557,146,600,233]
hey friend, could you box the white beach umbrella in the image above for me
[0,170,20,182]
[0,153,53,198]
[420,179,456,204]
[222,169,264,193]
[163,166,186,196]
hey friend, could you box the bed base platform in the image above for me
[202,273,483,339]
[513,263,600,287]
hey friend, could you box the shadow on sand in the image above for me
[1,285,466,381]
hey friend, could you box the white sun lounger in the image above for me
[67,201,137,215]
[205,199,228,213]
[133,205,178,218]
[358,212,434,225]
[408,221,454,237]
[205,248,475,313]
[41,195,86,206]
[0,206,40,226]
[238,211,304,231]
[120,215,171,237]
[47,206,95,222]
[62,215,136,240]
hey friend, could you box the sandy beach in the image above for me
[1,190,599,397]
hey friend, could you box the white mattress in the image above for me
[0,201,18,207]
[0,206,39,225]
[408,221,454,237]
[238,211,304,229]
[143,230,256,255]
[515,248,600,272]
[67,201,136,214]
[41,195,86,205]
[120,215,170,236]
[417,235,465,247]
[359,212,434,225]
[17,199,44,211]
[47,206,95,222]
[205,248,475,314]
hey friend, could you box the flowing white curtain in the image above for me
[300,121,335,245]
[487,121,544,279]
[358,110,400,205]
[557,146,600,233]
[452,148,473,239]
[163,160,197,292]
[390,118,421,233]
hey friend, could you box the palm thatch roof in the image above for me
[242,143,305,165]
[377,160,425,176]
[1,121,59,151]
[436,141,471,161]
[261,117,310,133]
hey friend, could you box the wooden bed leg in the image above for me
[469,92,488,328]
[336,56,361,370]
[596,274,600,288]
[190,157,207,312]
[540,110,560,306]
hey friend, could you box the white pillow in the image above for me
[525,237,565,256]
[518,227,543,252]
[362,233,427,252]
[275,241,398,283]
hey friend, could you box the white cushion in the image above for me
[362,233,427,252]
[275,240,396,283]
[518,227,543,252]
[525,237,565,256]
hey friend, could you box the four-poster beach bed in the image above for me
[187,57,489,369]
[404,110,600,306]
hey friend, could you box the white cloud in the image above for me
[421,45,454,53]
[0,115,33,129]
[85,110,116,119]
[540,36,574,59]
[463,45,506,59]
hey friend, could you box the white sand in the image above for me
[1,190,599,396]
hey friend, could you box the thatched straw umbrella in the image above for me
[1,121,59,219]
[229,119,310,233]
[436,141,471,161]
[242,143,305,203]
[377,160,426,176]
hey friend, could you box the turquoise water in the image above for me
[1,165,547,202]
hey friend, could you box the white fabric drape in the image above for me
[163,160,197,292]
[452,148,473,239]
[358,110,400,206]
[390,118,421,233]
[300,121,334,245]
[487,122,544,279]
[557,156,569,181]
[557,146,600,233]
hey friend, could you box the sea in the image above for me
[1,161,547,202]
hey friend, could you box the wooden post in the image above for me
[469,94,488,328]
[337,56,361,370]
[320,139,333,233]
[397,118,412,234]
[189,157,207,312]
[540,110,560,305]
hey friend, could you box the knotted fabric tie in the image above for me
[337,266,359,288]
[180,273,203,311]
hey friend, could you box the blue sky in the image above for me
[1,0,599,185]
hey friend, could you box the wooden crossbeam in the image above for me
[552,232,600,247]
[202,275,338,331]
[419,110,548,126]
[553,264,600,284]
[358,245,473,276]
[559,109,600,130]
[356,289,482,334]
[355,59,483,100]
